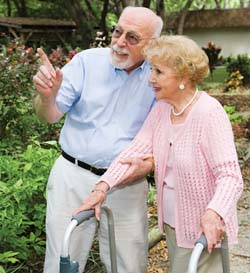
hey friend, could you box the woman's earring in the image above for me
[179,83,185,90]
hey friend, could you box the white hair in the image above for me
[121,6,163,38]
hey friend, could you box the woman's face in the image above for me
[148,62,180,101]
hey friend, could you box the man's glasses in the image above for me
[111,26,154,45]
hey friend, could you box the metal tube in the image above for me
[61,219,78,258]
[221,234,230,273]
[60,208,118,273]
[61,210,95,258]
[187,243,205,273]
[187,234,230,273]
[102,206,118,273]
[187,234,207,273]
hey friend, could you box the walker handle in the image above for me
[195,233,207,248]
[187,234,207,273]
[72,209,95,225]
[189,234,229,273]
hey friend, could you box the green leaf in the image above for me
[23,163,32,173]
[0,251,19,264]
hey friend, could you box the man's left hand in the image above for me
[73,189,106,221]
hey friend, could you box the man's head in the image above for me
[110,7,163,73]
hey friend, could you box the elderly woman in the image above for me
[74,35,243,273]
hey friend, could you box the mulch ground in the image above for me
[147,240,168,273]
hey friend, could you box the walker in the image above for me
[188,234,230,273]
[59,207,117,273]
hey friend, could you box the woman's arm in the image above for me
[73,156,154,219]
[201,101,243,250]
[203,102,243,219]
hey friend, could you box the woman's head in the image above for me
[144,35,209,85]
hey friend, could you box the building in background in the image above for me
[166,8,250,57]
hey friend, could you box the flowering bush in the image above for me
[66,49,80,63]
[0,39,77,152]
[90,31,109,48]
[225,54,250,85]
[202,41,222,77]
[0,40,38,142]
[224,70,244,92]
[48,47,79,68]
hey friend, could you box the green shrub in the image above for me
[224,105,243,124]
[0,40,38,141]
[0,40,68,153]
[147,184,156,206]
[225,54,250,85]
[0,142,59,271]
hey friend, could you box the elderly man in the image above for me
[33,6,163,273]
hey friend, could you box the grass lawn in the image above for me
[199,66,229,90]
[204,66,229,83]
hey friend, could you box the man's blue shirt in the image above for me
[56,47,155,168]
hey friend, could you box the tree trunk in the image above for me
[84,0,98,19]
[0,123,7,139]
[20,0,28,16]
[110,0,123,17]
[122,0,137,7]
[64,0,95,47]
[148,226,163,249]
[214,0,222,8]
[177,0,193,35]
[156,0,165,28]
[100,0,109,34]
[142,0,151,8]
[239,0,250,7]
[13,0,28,17]
[4,0,11,16]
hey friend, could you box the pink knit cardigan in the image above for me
[98,91,243,248]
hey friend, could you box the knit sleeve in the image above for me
[96,103,159,188]
[202,102,243,222]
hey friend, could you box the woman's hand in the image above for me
[201,209,225,253]
[73,182,109,220]
[118,157,154,185]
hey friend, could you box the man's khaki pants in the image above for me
[164,224,223,273]
[43,156,148,273]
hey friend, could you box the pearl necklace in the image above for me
[172,89,199,116]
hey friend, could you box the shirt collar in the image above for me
[111,60,148,77]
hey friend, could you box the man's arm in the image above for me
[33,48,64,123]
[34,86,63,123]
